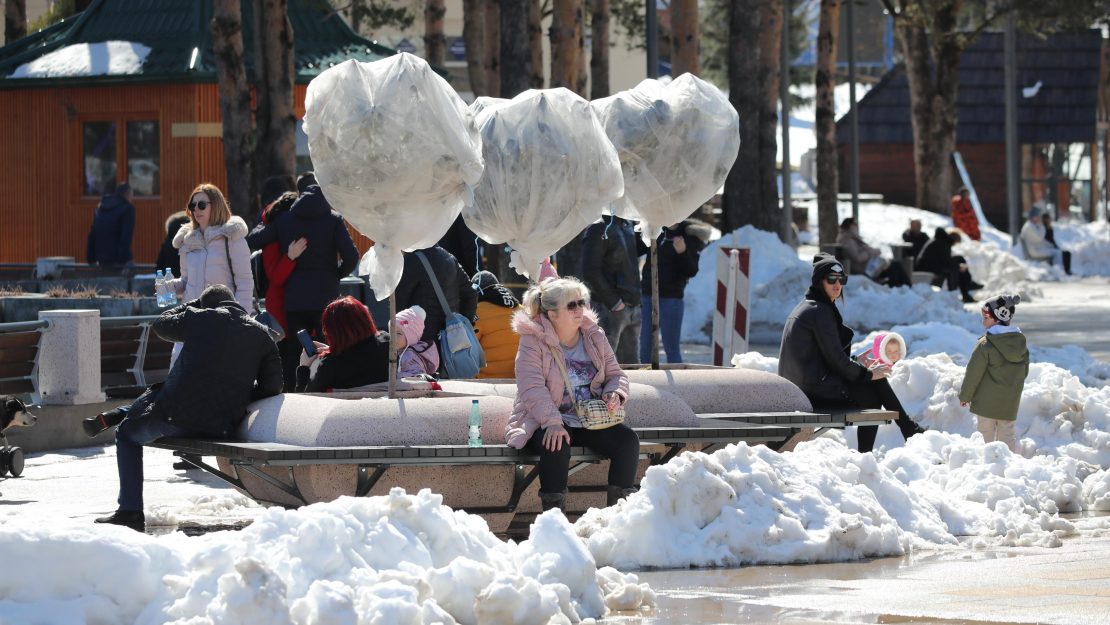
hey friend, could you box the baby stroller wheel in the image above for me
[7,447,24,477]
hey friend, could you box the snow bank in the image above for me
[0,489,653,624]
[576,434,1078,570]
[10,41,151,78]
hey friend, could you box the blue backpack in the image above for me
[414,252,486,379]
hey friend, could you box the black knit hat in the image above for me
[811,253,846,285]
[983,294,1020,325]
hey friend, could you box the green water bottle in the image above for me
[467,399,483,447]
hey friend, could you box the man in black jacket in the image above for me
[247,185,360,389]
[581,216,641,364]
[86,182,136,268]
[91,285,283,531]
[394,246,478,345]
[778,254,922,453]
[637,219,711,363]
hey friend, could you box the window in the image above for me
[82,118,160,198]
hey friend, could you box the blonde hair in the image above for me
[187,183,232,229]
[521,277,590,318]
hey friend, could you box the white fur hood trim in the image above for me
[173,216,248,251]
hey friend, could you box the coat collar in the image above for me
[174,216,248,250]
[511,308,602,348]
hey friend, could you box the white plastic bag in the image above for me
[463,88,623,280]
[591,74,740,240]
[302,54,484,298]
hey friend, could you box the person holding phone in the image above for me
[778,254,923,453]
[295,296,390,392]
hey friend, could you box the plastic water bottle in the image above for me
[154,270,166,307]
[467,399,483,447]
[163,268,178,306]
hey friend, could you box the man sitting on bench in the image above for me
[88,284,283,531]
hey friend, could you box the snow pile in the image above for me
[592,75,739,239]
[576,434,1077,570]
[0,489,653,624]
[464,88,623,279]
[10,41,151,78]
[303,54,484,298]
[1049,219,1110,278]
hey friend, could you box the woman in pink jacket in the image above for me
[507,276,638,512]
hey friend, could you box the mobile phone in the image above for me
[297,329,317,357]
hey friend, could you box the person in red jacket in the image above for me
[950,187,981,241]
[259,192,307,342]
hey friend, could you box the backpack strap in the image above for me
[414,251,453,317]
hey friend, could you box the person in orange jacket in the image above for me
[471,270,523,379]
[950,187,981,241]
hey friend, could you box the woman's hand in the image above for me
[602,392,622,413]
[671,235,687,254]
[287,238,308,261]
[543,423,571,452]
[960,401,968,408]
[299,341,327,367]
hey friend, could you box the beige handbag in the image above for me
[549,346,625,430]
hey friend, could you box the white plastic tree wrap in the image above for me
[302,54,484,299]
[591,74,740,241]
[463,88,623,280]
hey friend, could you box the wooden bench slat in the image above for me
[0,379,34,394]
[0,331,41,349]
[0,361,35,378]
[0,346,38,363]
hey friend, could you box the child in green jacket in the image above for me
[959,294,1029,452]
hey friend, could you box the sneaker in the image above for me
[81,407,128,438]
[94,509,145,532]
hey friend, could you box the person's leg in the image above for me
[283,310,322,391]
[1062,250,1072,275]
[976,415,996,443]
[659,298,684,364]
[996,419,1016,451]
[616,305,641,364]
[593,304,627,356]
[869,377,922,440]
[577,424,640,489]
[638,294,654,364]
[807,392,877,452]
[524,427,571,508]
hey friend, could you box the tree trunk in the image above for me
[671,0,698,76]
[576,1,588,96]
[349,0,365,33]
[815,0,840,246]
[254,0,296,183]
[756,0,783,233]
[895,3,961,214]
[424,0,447,66]
[463,0,488,96]
[5,0,26,44]
[212,0,255,218]
[501,0,531,98]
[550,0,581,89]
[721,0,763,235]
[484,0,501,97]
[529,0,545,88]
[589,0,609,98]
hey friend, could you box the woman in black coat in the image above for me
[778,254,922,452]
[296,296,390,392]
[916,227,979,303]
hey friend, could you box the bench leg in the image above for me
[355,465,390,498]
[234,463,308,507]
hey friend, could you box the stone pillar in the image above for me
[35,256,75,280]
[37,309,106,405]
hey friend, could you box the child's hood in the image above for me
[986,331,1028,363]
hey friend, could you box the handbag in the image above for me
[225,238,285,342]
[414,251,486,379]
[548,345,625,430]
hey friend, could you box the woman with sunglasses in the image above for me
[506,275,639,513]
[170,183,253,312]
[778,253,923,453]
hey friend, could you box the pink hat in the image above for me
[872,331,907,366]
[539,257,559,282]
[396,305,426,346]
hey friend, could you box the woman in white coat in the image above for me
[168,183,254,364]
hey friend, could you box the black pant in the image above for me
[281,309,323,392]
[524,423,640,493]
[809,377,919,453]
[930,254,974,298]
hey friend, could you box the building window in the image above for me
[82,118,160,198]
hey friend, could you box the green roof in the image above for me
[0,0,400,86]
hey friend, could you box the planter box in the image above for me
[0,295,136,323]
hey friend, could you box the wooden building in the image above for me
[0,0,396,263]
[837,31,1107,226]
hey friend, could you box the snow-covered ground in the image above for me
[2,200,1109,623]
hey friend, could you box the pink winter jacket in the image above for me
[506,309,629,449]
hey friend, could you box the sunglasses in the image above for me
[187,200,210,212]
[825,274,848,285]
[565,299,588,311]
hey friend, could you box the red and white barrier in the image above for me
[712,247,751,366]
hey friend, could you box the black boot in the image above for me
[1063,251,1072,275]
[94,509,145,532]
[82,406,129,438]
[606,485,638,507]
[539,490,566,512]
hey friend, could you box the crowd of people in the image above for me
[83,178,1044,530]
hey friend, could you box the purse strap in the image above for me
[414,250,453,317]
[224,237,261,314]
[548,344,577,403]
